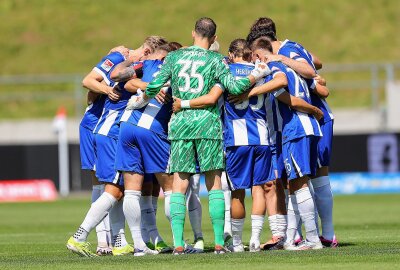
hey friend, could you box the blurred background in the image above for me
[0,0,399,200]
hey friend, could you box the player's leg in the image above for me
[198,138,227,254]
[230,189,245,252]
[311,121,337,247]
[67,134,124,257]
[140,177,155,249]
[186,173,204,250]
[225,146,253,252]
[261,179,287,250]
[152,179,160,215]
[283,136,322,250]
[79,125,111,255]
[168,139,197,254]
[249,145,273,252]
[114,122,158,256]
[221,172,232,245]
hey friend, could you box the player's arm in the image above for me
[313,82,329,98]
[216,59,269,95]
[311,53,323,70]
[125,78,148,92]
[228,72,287,104]
[276,91,323,120]
[110,60,144,82]
[173,85,223,112]
[82,70,120,101]
[144,55,172,99]
[267,54,316,79]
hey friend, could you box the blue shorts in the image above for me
[115,122,170,175]
[282,135,319,181]
[79,125,96,170]
[94,134,123,186]
[317,120,333,167]
[273,132,287,180]
[225,145,273,190]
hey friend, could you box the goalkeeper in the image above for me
[128,17,271,254]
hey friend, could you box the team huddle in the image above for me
[67,17,337,257]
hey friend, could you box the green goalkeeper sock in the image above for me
[170,192,186,248]
[209,190,225,246]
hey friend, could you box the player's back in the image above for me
[121,59,172,137]
[268,61,321,143]
[167,46,226,140]
[223,62,270,146]
[279,40,334,123]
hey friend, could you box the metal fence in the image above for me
[0,62,399,119]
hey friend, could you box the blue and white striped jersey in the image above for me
[268,61,322,143]
[120,59,172,137]
[80,52,125,131]
[222,62,275,147]
[93,59,140,139]
[278,39,334,123]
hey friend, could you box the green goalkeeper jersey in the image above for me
[145,45,251,140]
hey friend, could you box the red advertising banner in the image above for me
[0,179,58,202]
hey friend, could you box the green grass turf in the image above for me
[0,0,399,119]
[0,194,399,269]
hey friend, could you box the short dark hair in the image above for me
[169,41,183,51]
[250,37,273,53]
[229,39,252,62]
[194,17,217,38]
[250,17,276,36]
[246,17,277,45]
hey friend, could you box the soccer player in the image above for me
[66,36,166,257]
[78,46,129,256]
[114,42,176,255]
[128,17,270,254]
[248,18,337,248]
[174,39,323,252]
[240,37,324,250]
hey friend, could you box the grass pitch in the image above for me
[0,194,399,269]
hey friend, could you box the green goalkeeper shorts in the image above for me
[169,139,225,173]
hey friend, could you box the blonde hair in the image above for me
[143,36,168,53]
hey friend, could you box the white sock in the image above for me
[312,176,334,240]
[75,192,117,242]
[140,195,163,245]
[140,196,151,244]
[92,184,109,247]
[276,214,287,238]
[231,218,245,246]
[152,196,158,215]
[268,214,287,238]
[284,189,289,208]
[186,174,203,239]
[109,199,128,248]
[295,187,320,243]
[308,180,320,236]
[250,215,264,243]
[286,195,300,243]
[221,173,232,238]
[164,190,172,223]
[123,190,147,250]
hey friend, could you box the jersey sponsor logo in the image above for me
[101,59,114,72]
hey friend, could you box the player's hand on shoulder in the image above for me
[251,59,272,81]
[126,91,149,110]
[108,45,129,57]
[108,85,122,101]
[312,106,324,121]
[314,74,326,86]
[155,87,172,104]
[172,97,182,113]
[227,91,249,105]
[265,54,283,63]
